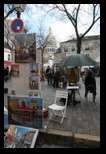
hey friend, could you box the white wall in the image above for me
[4,48,11,62]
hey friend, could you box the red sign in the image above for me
[11,18,24,33]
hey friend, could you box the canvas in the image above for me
[11,64,19,77]
[29,62,39,75]
[28,90,33,96]
[28,90,41,97]
[11,89,16,95]
[29,75,39,90]
[8,95,43,128]
[4,125,39,148]
[14,33,36,63]
[4,111,10,131]
[33,91,41,97]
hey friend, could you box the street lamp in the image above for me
[12,4,26,18]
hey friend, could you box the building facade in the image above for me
[44,27,58,63]
[60,35,100,61]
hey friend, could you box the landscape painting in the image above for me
[11,64,19,77]
[14,33,36,63]
[4,125,39,148]
[8,95,43,129]
[29,62,39,75]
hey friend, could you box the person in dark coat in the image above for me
[45,66,51,85]
[84,70,96,101]
[53,69,62,88]
[4,67,9,81]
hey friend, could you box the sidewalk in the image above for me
[4,77,100,147]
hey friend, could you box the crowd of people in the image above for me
[44,65,97,103]
[45,66,67,89]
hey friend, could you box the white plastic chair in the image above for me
[48,90,68,124]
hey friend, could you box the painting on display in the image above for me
[11,89,16,95]
[4,111,10,131]
[8,95,43,129]
[29,62,39,75]
[4,125,39,148]
[14,33,36,63]
[28,90,41,97]
[11,64,19,77]
[29,75,39,90]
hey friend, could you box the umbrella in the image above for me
[58,54,98,67]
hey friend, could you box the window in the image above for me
[85,42,89,50]
[72,45,75,51]
[64,46,68,52]
[85,54,89,56]
[8,54,10,61]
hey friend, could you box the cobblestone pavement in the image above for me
[41,77,100,137]
[4,77,100,148]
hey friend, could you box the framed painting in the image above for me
[4,125,39,148]
[11,64,19,77]
[11,89,16,95]
[29,75,39,90]
[28,90,41,97]
[28,90,33,96]
[29,62,39,75]
[14,33,36,63]
[33,91,41,97]
[8,95,43,129]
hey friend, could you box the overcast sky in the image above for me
[5,4,100,46]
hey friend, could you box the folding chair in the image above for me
[48,90,68,124]
[85,85,96,102]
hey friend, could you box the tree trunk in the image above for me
[76,37,82,54]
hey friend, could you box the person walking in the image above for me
[53,69,62,88]
[84,70,96,102]
[45,66,51,85]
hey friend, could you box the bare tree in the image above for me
[4,19,14,50]
[4,4,16,20]
[43,4,100,54]
[36,23,54,76]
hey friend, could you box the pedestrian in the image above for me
[84,70,96,101]
[45,66,51,85]
[49,67,54,86]
[53,69,62,88]
[4,67,9,81]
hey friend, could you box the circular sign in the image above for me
[11,18,24,33]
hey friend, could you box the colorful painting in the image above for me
[29,75,39,90]
[29,62,39,75]
[33,91,41,97]
[4,125,39,148]
[14,33,36,63]
[28,90,33,96]
[11,64,19,77]
[8,96,43,129]
[28,90,41,97]
[4,111,10,130]
[11,89,16,95]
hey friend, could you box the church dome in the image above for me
[45,27,57,49]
